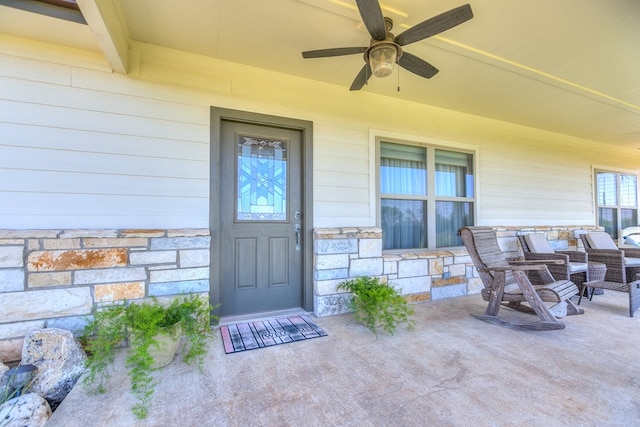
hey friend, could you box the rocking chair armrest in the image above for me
[478,263,551,273]
[508,259,565,266]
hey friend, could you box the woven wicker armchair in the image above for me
[579,232,640,317]
[517,233,606,304]
[459,226,583,331]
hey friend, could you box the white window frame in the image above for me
[371,130,478,251]
[593,166,639,239]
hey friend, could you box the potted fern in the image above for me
[82,294,217,419]
[338,276,415,335]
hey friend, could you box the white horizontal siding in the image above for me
[1,36,639,231]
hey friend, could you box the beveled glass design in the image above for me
[237,136,287,221]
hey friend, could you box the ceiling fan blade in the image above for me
[302,47,367,59]
[398,52,439,79]
[394,4,473,46]
[349,63,372,91]
[355,0,387,41]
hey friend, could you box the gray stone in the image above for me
[149,279,209,296]
[150,267,209,283]
[349,257,383,277]
[21,328,87,410]
[129,250,177,265]
[314,268,348,281]
[314,239,358,255]
[0,393,51,427]
[179,249,210,267]
[431,284,468,300]
[74,267,147,285]
[314,294,352,317]
[150,236,211,250]
[44,316,92,335]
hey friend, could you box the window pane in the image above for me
[598,207,618,238]
[621,209,637,230]
[381,199,426,249]
[436,201,474,247]
[237,136,287,221]
[597,172,617,206]
[380,142,426,195]
[435,150,474,197]
[620,175,638,207]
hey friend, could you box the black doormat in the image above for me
[220,315,327,354]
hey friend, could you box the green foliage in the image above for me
[338,277,415,335]
[82,294,218,419]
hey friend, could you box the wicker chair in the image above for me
[459,226,583,331]
[579,231,640,317]
[517,233,606,304]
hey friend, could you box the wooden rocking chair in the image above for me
[459,226,584,330]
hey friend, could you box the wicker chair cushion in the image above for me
[624,257,640,267]
[524,233,555,253]
[568,262,588,273]
[586,232,618,250]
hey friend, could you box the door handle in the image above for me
[294,224,301,251]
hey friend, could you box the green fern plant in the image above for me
[82,294,218,419]
[338,277,415,335]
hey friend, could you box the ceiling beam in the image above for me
[76,0,129,73]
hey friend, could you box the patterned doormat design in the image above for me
[220,315,327,354]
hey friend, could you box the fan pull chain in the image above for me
[397,67,401,92]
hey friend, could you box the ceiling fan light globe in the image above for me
[369,44,397,78]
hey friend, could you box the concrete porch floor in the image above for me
[48,291,640,426]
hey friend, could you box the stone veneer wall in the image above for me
[0,229,210,363]
[1,225,604,361]
[313,225,603,317]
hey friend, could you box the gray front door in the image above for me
[219,120,303,316]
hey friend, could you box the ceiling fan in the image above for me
[301,0,473,90]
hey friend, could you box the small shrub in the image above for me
[338,277,415,335]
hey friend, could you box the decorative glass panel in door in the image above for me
[237,136,287,221]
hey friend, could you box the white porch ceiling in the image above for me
[1,0,639,149]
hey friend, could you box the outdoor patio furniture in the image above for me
[579,232,640,317]
[459,226,583,331]
[517,233,606,304]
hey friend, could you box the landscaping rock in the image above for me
[21,328,87,410]
[0,393,51,427]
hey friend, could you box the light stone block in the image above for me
[314,294,351,317]
[59,229,117,238]
[314,239,358,255]
[315,254,349,270]
[349,257,383,277]
[28,239,40,251]
[150,236,211,250]
[0,269,24,292]
[315,268,348,281]
[149,279,209,296]
[150,267,209,283]
[74,267,147,285]
[83,237,148,248]
[0,230,58,239]
[388,276,431,295]
[43,239,81,250]
[0,320,45,340]
[315,279,344,295]
[398,259,429,278]
[384,261,398,275]
[179,249,210,268]
[455,254,472,264]
[467,277,484,294]
[0,288,92,323]
[166,229,209,237]
[0,246,24,268]
[429,259,443,275]
[28,272,72,288]
[448,263,467,277]
[130,250,177,265]
[359,239,382,258]
[95,281,146,302]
